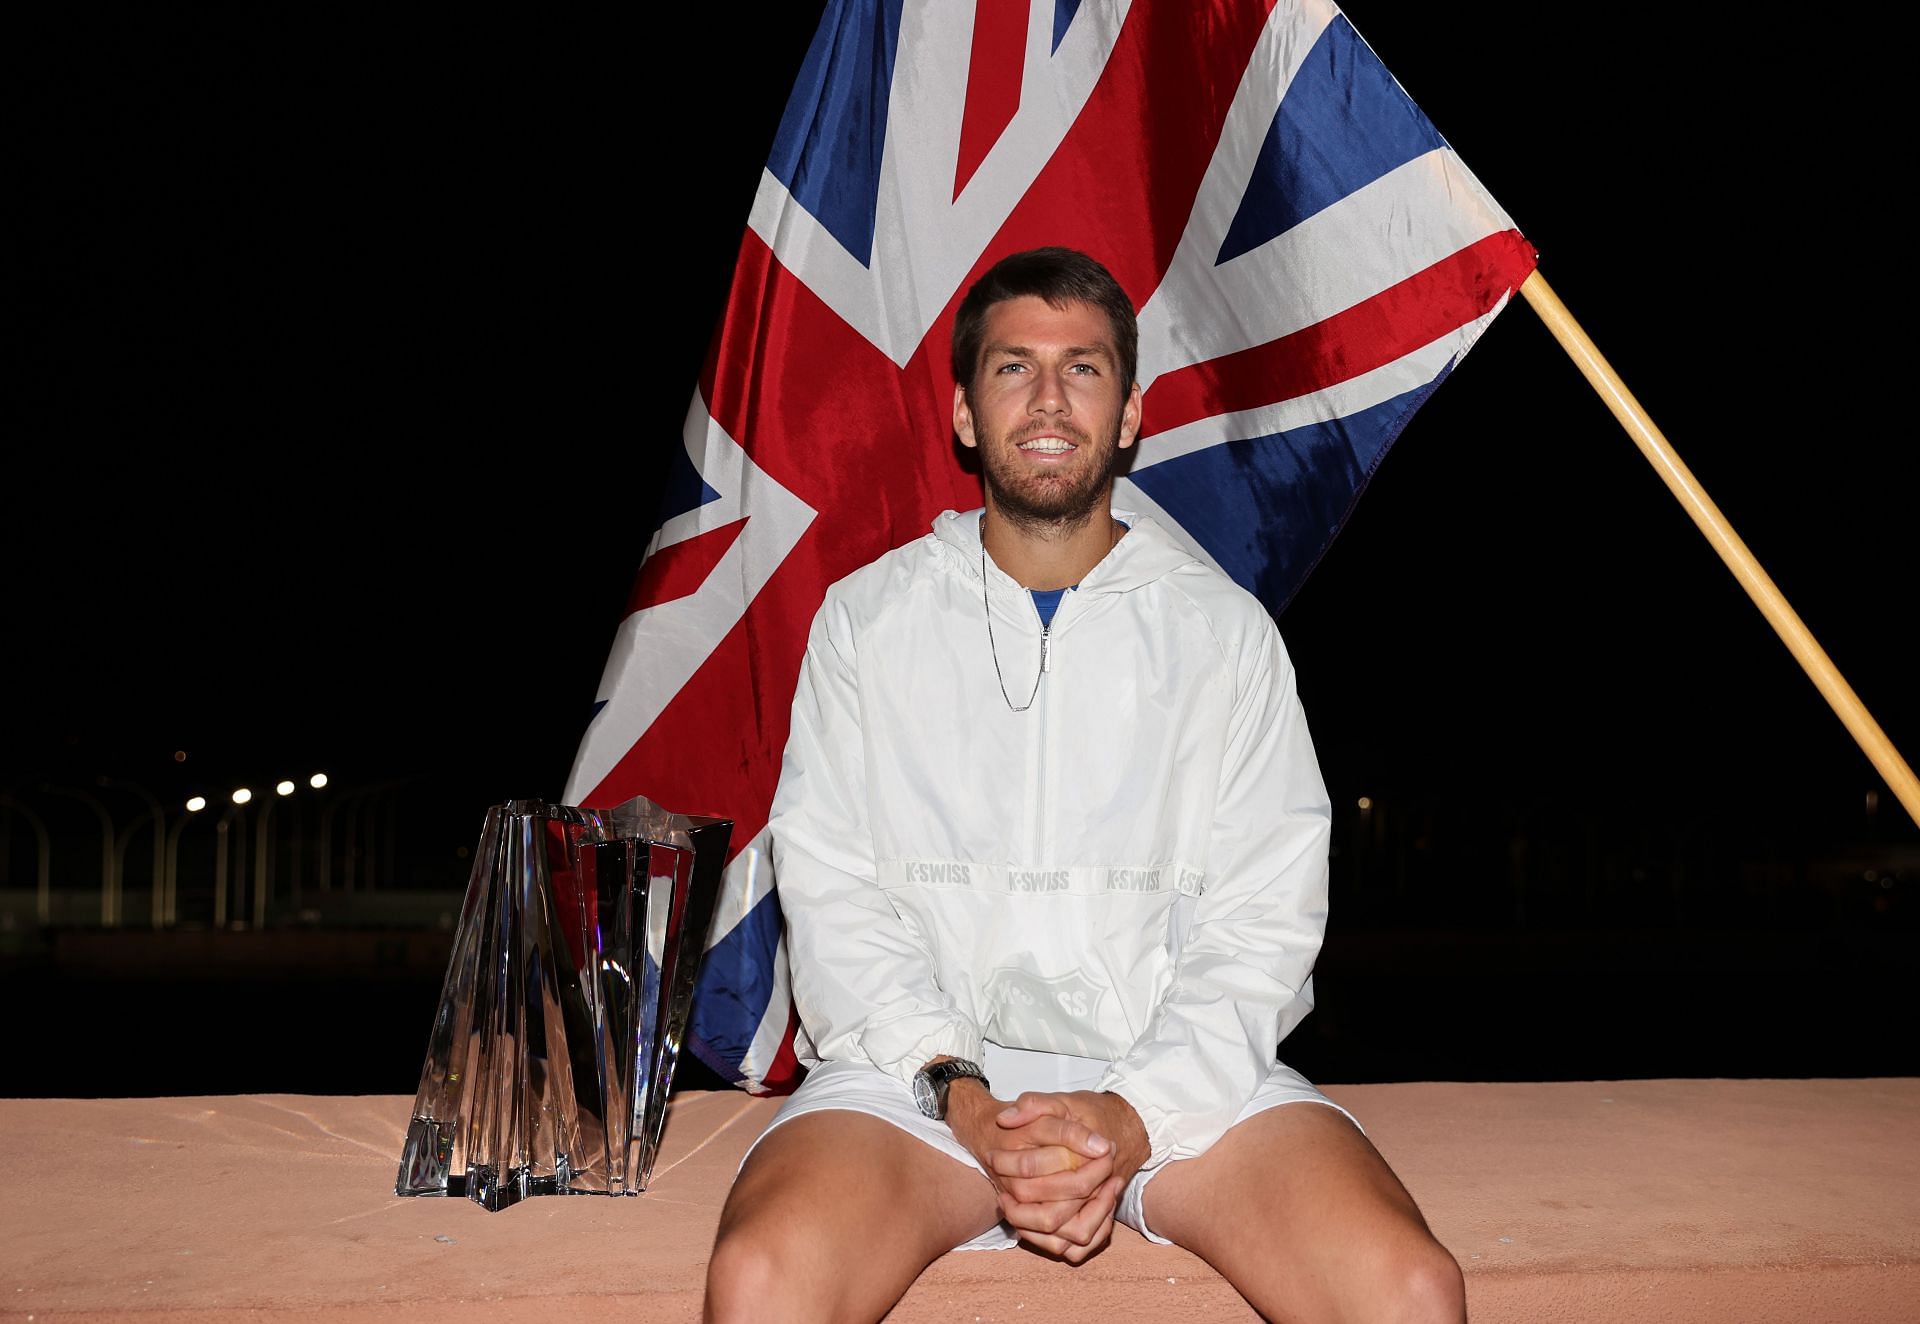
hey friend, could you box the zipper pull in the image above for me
[1041,629,1052,673]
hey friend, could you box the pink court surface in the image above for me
[4,1079,1916,1322]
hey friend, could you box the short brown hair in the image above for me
[950,247,1138,394]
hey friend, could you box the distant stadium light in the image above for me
[232,787,253,805]
[276,780,296,797]
[309,772,329,790]
[186,796,207,813]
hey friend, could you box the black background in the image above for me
[6,5,1913,1096]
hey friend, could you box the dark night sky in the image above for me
[8,5,1914,857]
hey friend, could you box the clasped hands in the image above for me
[947,1085,1152,1262]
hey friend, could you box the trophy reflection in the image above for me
[395,796,730,1210]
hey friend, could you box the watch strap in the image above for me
[916,1058,989,1119]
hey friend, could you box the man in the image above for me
[706,249,1464,1323]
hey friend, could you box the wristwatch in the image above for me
[912,1058,989,1120]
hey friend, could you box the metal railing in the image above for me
[0,776,433,930]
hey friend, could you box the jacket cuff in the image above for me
[875,1021,985,1090]
[1100,1076,1178,1171]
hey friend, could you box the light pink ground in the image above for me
[3,1080,1915,1322]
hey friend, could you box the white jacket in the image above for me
[769,508,1331,1168]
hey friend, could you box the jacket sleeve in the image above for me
[1096,621,1331,1168]
[768,596,984,1086]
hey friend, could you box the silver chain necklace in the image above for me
[980,513,1121,713]
[982,540,1045,712]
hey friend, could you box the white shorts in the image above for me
[737,1043,1360,1251]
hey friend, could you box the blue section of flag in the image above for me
[1052,0,1082,53]
[687,886,785,1085]
[1130,372,1448,610]
[656,441,723,526]
[766,0,906,268]
[1218,16,1448,263]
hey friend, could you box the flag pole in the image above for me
[1518,270,1919,830]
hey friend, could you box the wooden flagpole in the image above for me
[1518,270,1919,829]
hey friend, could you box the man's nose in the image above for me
[1027,365,1070,413]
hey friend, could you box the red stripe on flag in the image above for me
[957,0,1280,314]
[698,232,980,567]
[953,0,1029,202]
[585,572,794,840]
[759,999,805,1093]
[1140,229,1537,439]
[587,232,977,824]
[627,516,750,614]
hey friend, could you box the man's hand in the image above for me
[944,1083,1108,1253]
[983,1090,1151,1261]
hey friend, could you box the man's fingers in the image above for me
[1000,1113,1110,1159]
[998,1192,1081,1237]
[1000,1173,1123,1256]
[997,1150,1112,1206]
[1014,1228,1074,1257]
[1052,1174,1123,1247]
[995,1090,1073,1129]
[987,1143,1083,1180]
[1006,1189,1121,1266]
[1060,1210,1116,1264]
[1014,1221,1111,1263]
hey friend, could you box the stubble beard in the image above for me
[979,416,1124,540]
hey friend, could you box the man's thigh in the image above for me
[707,1110,1002,1324]
[1141,1102,1464,1324]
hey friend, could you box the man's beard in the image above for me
[979,416,1124,536]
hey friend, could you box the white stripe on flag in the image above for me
[565,393,816,803]
[1134,302,1505,471]
[1139,148,1516,393]
[746,0,1127,368]
[1116,300,1506,581]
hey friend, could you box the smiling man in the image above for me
[705,248,1463,1323]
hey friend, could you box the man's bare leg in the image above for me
[1143,1103,1466,1324]
[705,1110,1001,1324]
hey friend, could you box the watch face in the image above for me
[912,1071,939,1117]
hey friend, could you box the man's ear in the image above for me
[1117,380,1143,451]
[953,382,978,449]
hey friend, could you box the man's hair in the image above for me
[950,247,1138,394]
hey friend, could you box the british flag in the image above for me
[565,0,1535,1093]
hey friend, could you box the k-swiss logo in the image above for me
[901,861,972,886]
[985,967,1108,1056]
[1105,867,1165,892]
[1008,869,1071,893]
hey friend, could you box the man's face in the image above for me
[952,295,1142,527]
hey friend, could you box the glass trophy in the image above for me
[395,795,731,1211]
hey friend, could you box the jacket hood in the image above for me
[929,506,1200,595]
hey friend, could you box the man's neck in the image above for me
[980,494,1128,591]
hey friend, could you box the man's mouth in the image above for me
[1017,437,1076,455]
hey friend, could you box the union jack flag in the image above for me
[565,0,1534,1093]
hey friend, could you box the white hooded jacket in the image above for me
[768,508,1332,1168]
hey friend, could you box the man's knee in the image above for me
[705,1217,816,1324]
[1378,1235,1466,1324]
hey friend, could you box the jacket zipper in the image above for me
[1034,592,1066,864]
[1034,621,1048,863]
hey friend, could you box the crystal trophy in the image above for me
[395,795,731,1210]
